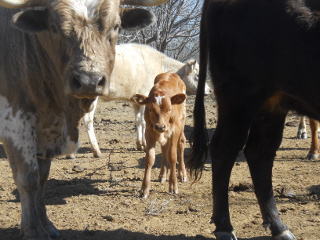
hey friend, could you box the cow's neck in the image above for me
[161,57,183,73]
[23,33,65,114]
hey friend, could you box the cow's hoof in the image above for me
[306,153,318,160]
[48,227,60,239]
[92,149,102,158]
[214,231,237,240]
[273,230,295,240]
[66,154,76,159]
[297,131,307,139]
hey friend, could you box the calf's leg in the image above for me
[177,133,187,182]
[159,145,168,183]
[165,140,179,194]
[141,131,156,198]
[244,109,295,240]
[307,118,319,160]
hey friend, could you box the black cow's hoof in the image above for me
[214,231,237,240]
[273,230,295,240]
[48,226,60,239]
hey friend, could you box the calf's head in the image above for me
[9,0,168,100]
[133,91,186,133]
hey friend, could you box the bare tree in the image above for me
[119,0,202,62]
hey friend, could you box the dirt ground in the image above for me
[0,95,319,240]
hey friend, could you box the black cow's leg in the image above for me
[244,109,295,240]
[210,103,261,240]
[37,158,60,238]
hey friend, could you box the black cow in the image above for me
[188,0,320,239]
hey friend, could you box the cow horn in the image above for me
[120,0,169,6]
[0,0,46,8]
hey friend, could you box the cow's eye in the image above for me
[114,24,120,31]
[51,25,58,33]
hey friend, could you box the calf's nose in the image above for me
[154,124,166,133]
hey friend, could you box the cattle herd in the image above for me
[0,0,319,240]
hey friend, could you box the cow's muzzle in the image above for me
[69,72,108,99]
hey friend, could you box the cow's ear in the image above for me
[185,60,197,74]
[120,8,155,31]
[12,9,48,32]
[171,93,186,105]
[132,94,148,105]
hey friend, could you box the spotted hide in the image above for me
[0,0,168,239]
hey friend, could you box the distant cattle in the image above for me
[297,116,319,160]
[77,43,212,158]
[0,0,168,239]
[133,71,187,198]
[188,0,320,239]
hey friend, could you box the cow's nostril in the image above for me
[72,77,82,90]
[97,76,106,87]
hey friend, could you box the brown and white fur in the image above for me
[133,71,187,198]
[0,0,168,239]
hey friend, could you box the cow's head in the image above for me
[180,60,213,96]
[6,0,168,101]
[133,90,186,133]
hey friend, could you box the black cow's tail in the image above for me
[187,3,209,183]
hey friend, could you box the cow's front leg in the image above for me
[83,98,101,158]
[209,95,263,240]
[141,131,156,198]
[5,140,51,240]
[297,116,307,139]
[37,158,60,238]
[245,108,295,240]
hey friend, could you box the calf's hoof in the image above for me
[159,177,166,183]
[274,230,295,240]
[136,142,145,151]
[140,189,149,198]
[214,231,237,240]
[306,153,318,160]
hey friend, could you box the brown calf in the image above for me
[297,116,319,160]
[133,71,187,198]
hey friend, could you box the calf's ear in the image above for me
[132,94,148,105]
[171,93,186,105]
[120,8,155,31]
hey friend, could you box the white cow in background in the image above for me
[72,44,213,158]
